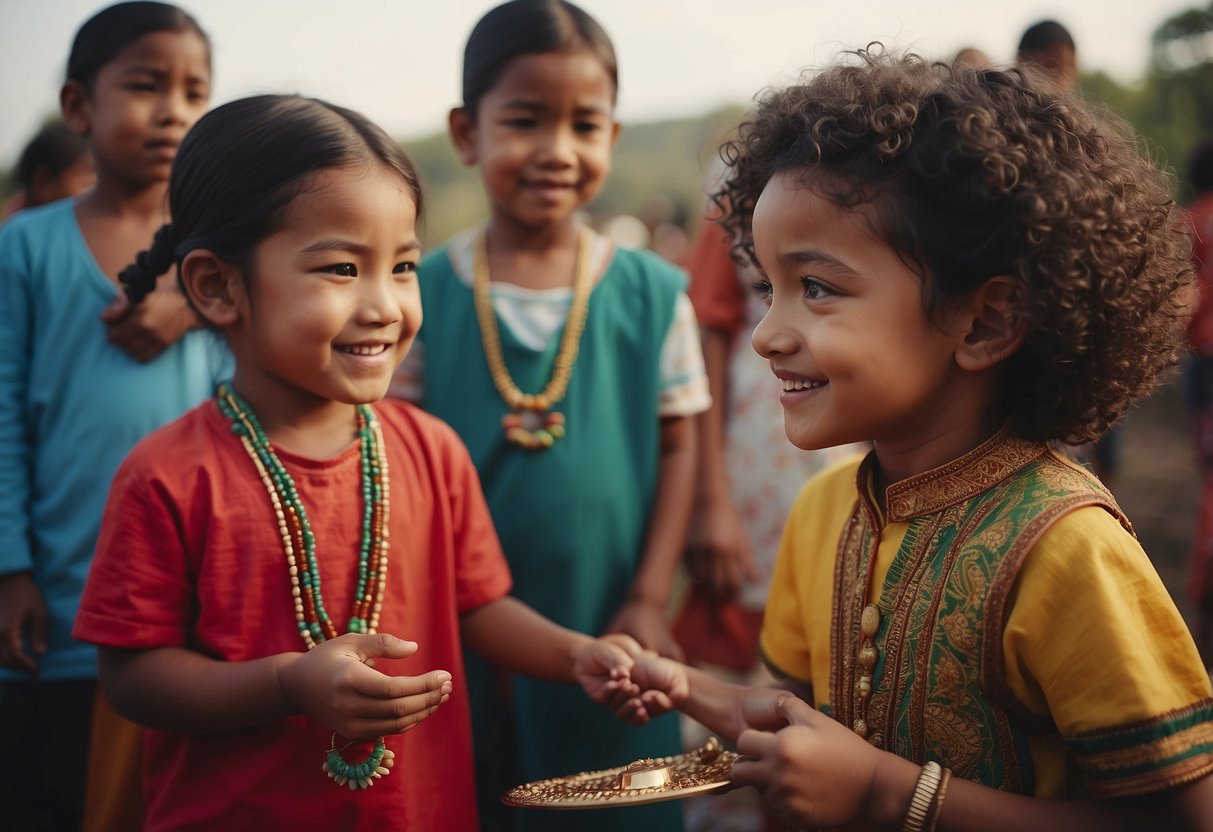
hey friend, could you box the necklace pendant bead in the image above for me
[502,409,567,450]
[860,604,881,638]
[474,227,591,454]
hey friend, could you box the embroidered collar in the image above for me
[859,428,1050,523]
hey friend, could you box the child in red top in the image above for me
[73,94,642,832]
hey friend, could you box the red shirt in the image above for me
[75,399,512,831]
[686,215,747,337]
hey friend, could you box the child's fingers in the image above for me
[740,689,800,731]
[776,694,818,726]
[731,729,777,786]
[600,632,644,657]
[0,627,37,674]
[352,633,419,664]
[350,681,454,736]
[639,688,678,715]
[613,696,650,725]
[98,293,130,323]
[349,665,452,701]
[600,681,640,711]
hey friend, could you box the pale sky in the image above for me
[0,0,1195,168]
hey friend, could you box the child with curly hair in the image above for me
[616,49,1213,830]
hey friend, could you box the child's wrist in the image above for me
[900,761,951,832]
[868,751,923,827]
[272,651,305,717]
[624,592,667,610]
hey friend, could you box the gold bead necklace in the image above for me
[471,226,594,450]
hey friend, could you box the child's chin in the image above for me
[787,429,850,452]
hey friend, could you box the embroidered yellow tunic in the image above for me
[761,432,1213,798]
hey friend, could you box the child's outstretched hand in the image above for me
[629,644,691,722]
[101,271,199,362]
[583,637,690,725]
[572,634,643,719]
[277,633,452,740]
[731,693,890,830]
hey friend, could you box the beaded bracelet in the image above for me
[902,761,943,832]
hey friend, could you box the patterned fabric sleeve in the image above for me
[658,293,711,417]
[1002,506,1213,797]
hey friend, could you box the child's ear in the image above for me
[448,107,477,167]
[60,81,90,137]
[954,275,1028,371]
[180,250,244,328]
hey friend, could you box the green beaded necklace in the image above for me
[216,384,396,790]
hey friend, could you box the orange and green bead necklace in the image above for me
[216,383,396,790]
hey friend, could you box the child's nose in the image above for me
[536,125,576,167]
[357,275,404,325]
[157,90,190,126]
[751,305,792,359]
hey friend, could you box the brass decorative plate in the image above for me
[501,737,740,810]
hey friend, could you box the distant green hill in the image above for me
[402,104,748,248]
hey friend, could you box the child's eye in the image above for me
[574,122,600,134]
[327,263,357,277]
[801,277,833,300]
[505,117,537,129]
[394,262,417,276]
[126,82,156,93]
[750,279,772,305]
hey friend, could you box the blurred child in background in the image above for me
[391,1,707,828]
[0,3,224,829]
[2,120,95,219]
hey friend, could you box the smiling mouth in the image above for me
[782,378,827,391]
[338,344,390,356]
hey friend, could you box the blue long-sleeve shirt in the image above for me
[0,199,229,680]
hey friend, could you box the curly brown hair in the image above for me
[715,47,1192,445]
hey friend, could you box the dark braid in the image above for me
[118,223,175,305]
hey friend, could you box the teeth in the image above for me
[342,344,387,356]
[782,378,826,392]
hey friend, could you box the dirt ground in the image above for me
[1107,375,1201,631]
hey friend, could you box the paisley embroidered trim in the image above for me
[831,434,1130,792]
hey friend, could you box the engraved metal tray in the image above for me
[501,737,739,810]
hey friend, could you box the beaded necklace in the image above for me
[850,498,883,743]
[854,602,881,740]
[216,384,396,790]
[471,226,593,450]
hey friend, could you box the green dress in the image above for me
[419,239,686,832]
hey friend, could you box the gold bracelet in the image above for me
[924,766,952,832]
[902,761,943,832]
